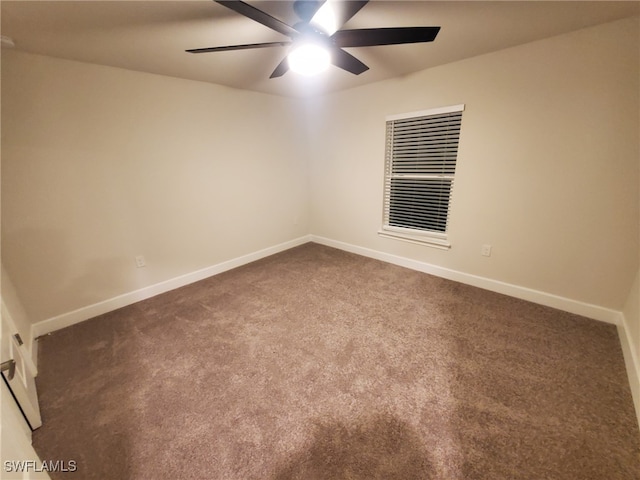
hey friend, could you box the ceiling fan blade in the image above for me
[331,47,369,75]
[270,57,290,78]
[186,41,290,54]
[216,0,299,37]
[332,26,440,48]
[337,0,368,27]
[309,0,365,36]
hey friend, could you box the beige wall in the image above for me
[1,51,309,323]
[307,17,639,311]
[2,17,638,327]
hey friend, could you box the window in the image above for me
[379,104,464,249]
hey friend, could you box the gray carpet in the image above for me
[33,243,640,479]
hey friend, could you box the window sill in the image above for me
[378,230,451,250]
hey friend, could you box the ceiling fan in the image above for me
[186,0,441,78]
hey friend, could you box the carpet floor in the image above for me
[33,243,640,479]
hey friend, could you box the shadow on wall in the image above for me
[272,413,435,480]
[3,226,138,321]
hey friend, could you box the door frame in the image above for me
[1,301,42,430]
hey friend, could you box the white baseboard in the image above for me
[32,234,622,338]
[32,235,312,338]
[310,235,622,325]
[619,315,640,429]
[33,232,624,332]
[30,232,638,428]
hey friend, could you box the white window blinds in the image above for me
[382,104,464,247]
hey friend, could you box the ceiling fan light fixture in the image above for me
[288,43,330,76]
[189,1,441,80]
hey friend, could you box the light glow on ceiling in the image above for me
[310,1,338,35]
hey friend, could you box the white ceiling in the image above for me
[2,1,638,97]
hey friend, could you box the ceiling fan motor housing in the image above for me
[293,0,324,22]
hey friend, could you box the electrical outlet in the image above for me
[481,244,492,257]
[135,255,146,268]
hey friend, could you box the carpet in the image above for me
[32,243,640,479]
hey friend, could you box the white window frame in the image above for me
[379,104,465,250]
